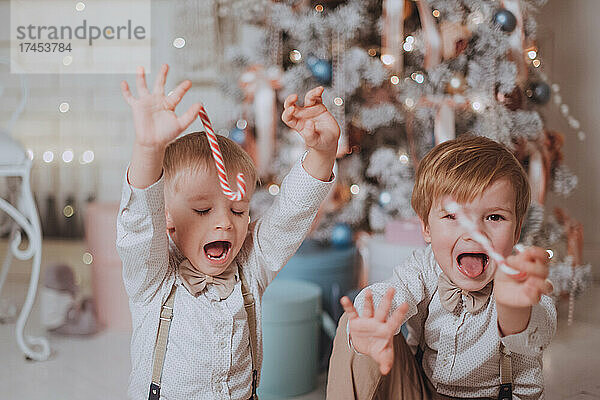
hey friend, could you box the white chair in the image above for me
[0,58,50,360]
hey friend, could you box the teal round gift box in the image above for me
[259,279,322,399]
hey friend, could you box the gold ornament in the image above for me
[446,72,466,94]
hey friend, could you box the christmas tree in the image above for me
[221,0,590,306]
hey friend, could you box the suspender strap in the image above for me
[148,283,177,400]
[148,274,258,400]
[240,271,259,400]
[497,343,513,400]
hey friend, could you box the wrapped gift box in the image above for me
[85,202,131,332]
[259,279,322,399]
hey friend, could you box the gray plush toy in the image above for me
[40,263,98,335]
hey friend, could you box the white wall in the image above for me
[0,0,238,216]
[538,0,599,274]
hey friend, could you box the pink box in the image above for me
[384,218,426,247]
[85,202,131,332]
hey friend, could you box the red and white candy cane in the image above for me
[197,106,246,201]
[445,201,526,278]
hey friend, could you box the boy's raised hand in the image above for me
[494,246,553,309]
[121,64,201,149]
[282,87,340,181]
[282,87,340,154]
[340,288,409,375]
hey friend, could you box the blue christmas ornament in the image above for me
[378,191,392,206]
[527,81,551,105]
[306,55,332,85]
[331,223,353,248]
[229,127,246,145]
[493,9,517,32]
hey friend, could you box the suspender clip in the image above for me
[497,383,512,400]
[148,382,161,400]
[251,369,258,399]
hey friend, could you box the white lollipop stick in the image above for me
[445,201,522,276]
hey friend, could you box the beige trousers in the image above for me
[326,313,433,400]
[326,314,494,400]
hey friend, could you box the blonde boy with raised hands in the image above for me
[118,64,338,400]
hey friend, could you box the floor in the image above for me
[1,240,599,399]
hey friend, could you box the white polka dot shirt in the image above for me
[116,158,333,400]
[353,245,556,400]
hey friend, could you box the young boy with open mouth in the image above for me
[118,64,339,399]
[328,135,555,400]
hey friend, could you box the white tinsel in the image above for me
[381,184,415,219]
[427,65,453,93]
[270,1,366,43]
[338,154,364,183]
[521,202,545,242]
[511,110,544,141]
[462,0,495,20]
[496,61,518,94]
[368,204,389,232]
[325,2,366,39]
[471,25,512,57]
[224,28,270,67]
[548,258,592,297]
[279,64,314,101]
[552,164,578,197]
[429,0,465,23]
[523,16,538,39]
[358,104,404,132]
[366,148,413,185]
[216,0,270,20]
[472,104,513,146]
[335,184,369,225]
[339,47,388,94]
[473,104,543,147]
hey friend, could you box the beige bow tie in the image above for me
[438,272,493,313]
[178,259,237,300]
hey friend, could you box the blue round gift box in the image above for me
[259,279,322,399]
[274,239,357,368]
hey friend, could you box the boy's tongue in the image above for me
[457,254,485,278]
[206,242,226,258]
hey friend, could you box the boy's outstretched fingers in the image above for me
[375,288,395,322]
[136,66,149,95]
[165,80,192,110]
[304,86,324,107]
[506,247,549,279]
[388,303,409,333]
[281,94,298,127]
[121,81,134,105]
[177,103,203,131]
[362,290,375,319]
[340,295,359,320]
[153,64,168,94]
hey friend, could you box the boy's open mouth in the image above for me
[204,241,232,262]
[456,252,489,278]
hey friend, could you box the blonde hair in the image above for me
[411,135,530,232]
[163,131,258,194]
